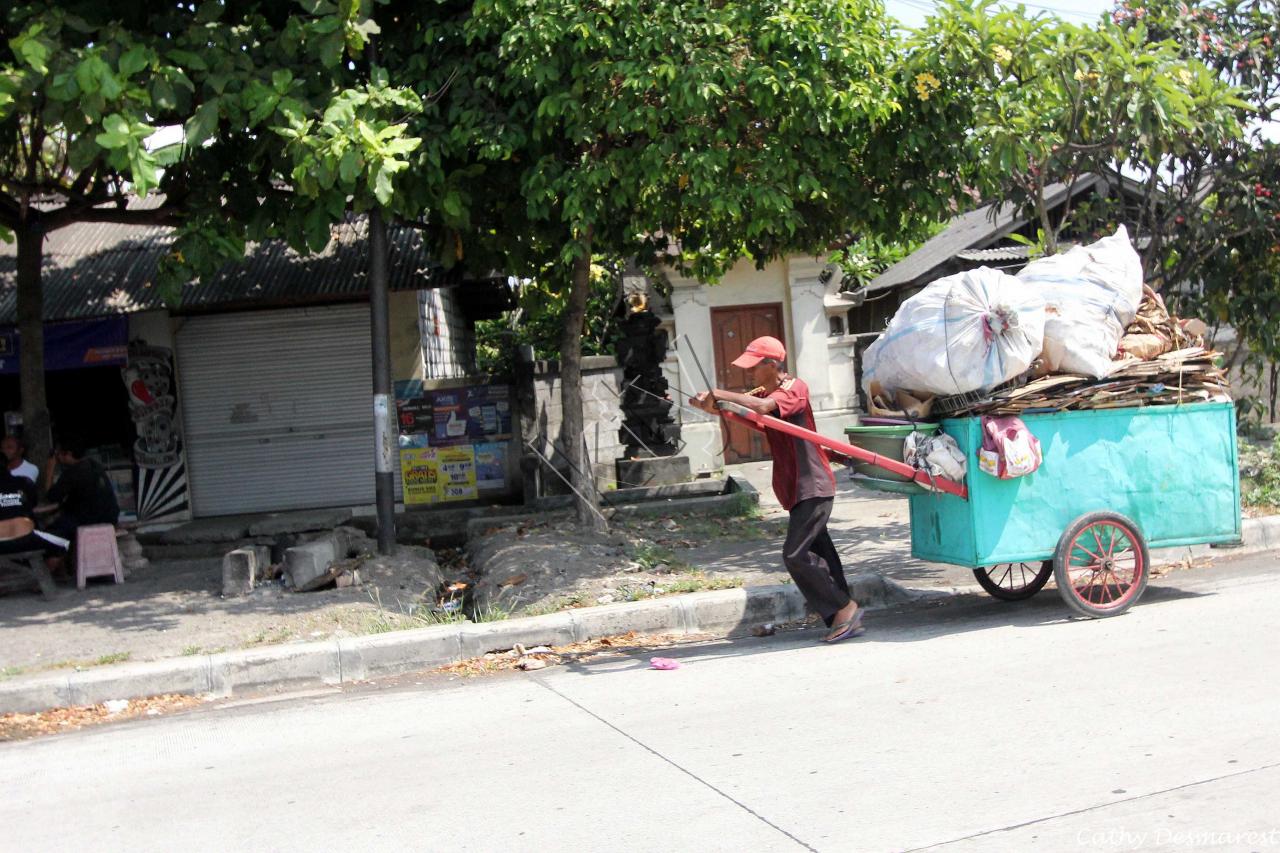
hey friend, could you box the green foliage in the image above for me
[448,0,970,284]
[1240,433,1280,511]
[906,0,1247,255]
[829,222,948,291]
[1104,1,1279,365]
[475,263,624,374]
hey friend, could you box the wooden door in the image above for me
[711,304,784,464]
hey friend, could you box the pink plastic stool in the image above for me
[75,524,124,590]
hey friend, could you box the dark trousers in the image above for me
[0,531,63,556]
[783,497,851,626]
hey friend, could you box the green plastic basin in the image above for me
[843,422,940,482]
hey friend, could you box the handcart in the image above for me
[716,400,1242,618]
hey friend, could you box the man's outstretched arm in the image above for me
[689,389,779,415]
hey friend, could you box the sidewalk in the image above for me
[3,461,1274,712]
[0,465,950,675]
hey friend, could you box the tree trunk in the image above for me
[16,224,51,477]
[559,237,606,530]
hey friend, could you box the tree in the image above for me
[1,1,427,466]
[433,0,972,527]
[0,3,200,464]
[904,0,1248,258]
[1107,1,1279,412]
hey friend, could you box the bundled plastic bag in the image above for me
[861,267,1045,398]
[904,431,968,482]
[1017,226,1144,378]
[977,416,1043,479]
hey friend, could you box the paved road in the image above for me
[3,554,1278,852]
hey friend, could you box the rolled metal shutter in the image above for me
[176,304,394,516]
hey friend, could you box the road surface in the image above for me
[3,553,1278,852]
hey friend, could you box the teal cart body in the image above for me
[908,402,1242,616]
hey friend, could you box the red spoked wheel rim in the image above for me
[1054,513,1149,617]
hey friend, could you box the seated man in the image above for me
[0,467,68,556]
[2,436,39,484]
[38,438,120,543]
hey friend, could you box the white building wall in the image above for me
[665,255,861,476]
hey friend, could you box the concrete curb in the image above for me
[3,516,1274,715]
[0,571,911,714]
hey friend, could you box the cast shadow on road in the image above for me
[549,580,1213,680]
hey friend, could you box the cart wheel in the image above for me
[1053,512,1149,618]
[972,561,1053,601]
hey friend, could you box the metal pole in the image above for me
[368,207,396,554]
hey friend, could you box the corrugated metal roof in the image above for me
[866,176,1103,293]
[0,212,463,324]
[955,245,1032,262]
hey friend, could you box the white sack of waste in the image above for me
[861,266,1045,397]
[1016,225,1144,378]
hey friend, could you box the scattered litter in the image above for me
[596,594,615,605]
[649,657,681,670]
[525,646,553,655]
[518,659,547,671]
[751,623,777,637]
[661,519,679,532]
[103,700,128,715]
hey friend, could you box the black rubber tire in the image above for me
[972,561,1053,601]
[1053,511,1150,618]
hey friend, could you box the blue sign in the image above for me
[0,317,128,373]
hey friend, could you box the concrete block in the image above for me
[221,548,258,597]
[147,516,253,545]
[208,641,341,696]
[457,614,577,658]
[337,628,463,682]
[284,535,340,591]
[0,673,73,714]
[570,599,686,643]
[67,657,213,707]
[247,508,353,537]
[615,456,693,490]
[1152,543,1213,565]
[684,585,804,635]
[846,572,917,610]
[1218,515,1280,556]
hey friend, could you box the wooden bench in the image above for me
[0,550,57,600]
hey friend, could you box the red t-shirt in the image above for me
[753,377,836,510]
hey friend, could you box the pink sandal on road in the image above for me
[824,609,865,643]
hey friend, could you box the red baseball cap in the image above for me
[731,335,786,369]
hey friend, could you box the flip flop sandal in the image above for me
[824,610,865,643]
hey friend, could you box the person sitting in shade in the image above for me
[0,467,68,557]
[37,438,120,546]
[2,435,39,484]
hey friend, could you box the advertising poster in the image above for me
[399,448,440,505]
[464,386,513,440]
[432,390,469,445]
[437,446,478,501]
[474,441,507,490]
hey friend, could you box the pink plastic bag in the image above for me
[978,416,1042,479]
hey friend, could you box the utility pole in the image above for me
[368,206,396,555]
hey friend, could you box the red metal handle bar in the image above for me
[714,400,969,500]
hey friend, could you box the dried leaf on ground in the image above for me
[0,694,200,742]
[435,631,705,678]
